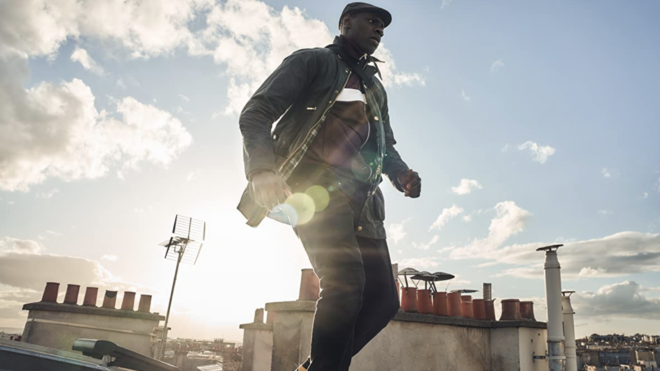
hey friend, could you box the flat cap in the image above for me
[339,2,392,29]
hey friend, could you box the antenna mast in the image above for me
[156,215,206,360]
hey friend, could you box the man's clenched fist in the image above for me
[250,170,292,210]
[397,169,421,198]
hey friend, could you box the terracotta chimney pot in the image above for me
[485,300,496,320]
[102,290,118,309]
[121,292,136,311]
[447,291,463,317]
[432,292,448,316]
[520,301,536,321]
[473,299,486,320]
[83,287,98,306]
[41,282,60,303]
[138,294,152,312]
[298,269,320,301]
[500,299,522,321]
[63,284,80,305]
[416,289,433,314]
[461,295,474,319]
[400,287,418,313]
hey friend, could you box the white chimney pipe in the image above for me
[562,291,578,371]
[537,244,566,371]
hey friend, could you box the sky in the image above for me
[0,0,659,343]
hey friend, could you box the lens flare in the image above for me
[305,185,330,212]
[285,193,316,225]
[270,203,299,226]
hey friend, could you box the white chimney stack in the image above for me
[562,291,578,371]
[537,244,566,371]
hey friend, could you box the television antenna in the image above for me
[156,214,206,359]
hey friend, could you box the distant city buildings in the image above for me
[578,333,660,370]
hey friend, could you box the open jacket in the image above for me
[237,38,409,239]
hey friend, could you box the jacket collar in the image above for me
[326,36,384,84]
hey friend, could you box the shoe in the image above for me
[296,358,311,371]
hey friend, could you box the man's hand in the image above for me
[397,169,421,198]
[250,170,292,210]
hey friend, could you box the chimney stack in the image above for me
[537,244,566,371]
[562,291,578,371]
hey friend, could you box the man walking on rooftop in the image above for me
[237,3,421,370]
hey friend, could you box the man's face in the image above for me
[342,11,385,55]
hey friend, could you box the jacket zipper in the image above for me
[278,71,352,174]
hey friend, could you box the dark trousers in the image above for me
[293,177,400,371]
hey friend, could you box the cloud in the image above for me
[598,210,613,216]
[412,235,440,251]
[518,141,556,164]
[0,0,213,60]
[70,47,104,75]
[0,237,43,255]
[396,257,440,270]
[430,205,464,230]
[461,89,471,102]
[178,94,190,102]
[0,54,192,191]
[0,237,149,327]
[200,0,424,115]
[490,59,504,73]
[501,144,510,152]
[485,232,660,280]
[449,201,531,259]
[602,168,611,178]
[37,189,59,199]
[641,192,649,200]
[462,215,472,223]
[441,0,454,10]
[451,179,482,195]
[387,218,410,244]
[102,254,118,262]
[0,0,424,191]
[572,281,660,320]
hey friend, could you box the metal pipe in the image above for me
[537,244,566,371]
[562,292,578,371]
[483,283,492,302]
[159,246,184,359]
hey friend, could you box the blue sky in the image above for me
[0,0,659,342]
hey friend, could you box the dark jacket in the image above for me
[237,39,409,239]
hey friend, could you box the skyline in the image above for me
[1,0,659,342]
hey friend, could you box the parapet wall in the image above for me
[261,300,548,371]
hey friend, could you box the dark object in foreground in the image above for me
[73,339,179,371]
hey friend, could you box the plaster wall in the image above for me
[240,326,274,371]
